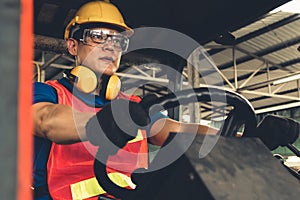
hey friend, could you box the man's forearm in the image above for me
[33,102,94,144]
[149,118,219,146]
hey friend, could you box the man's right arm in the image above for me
[33,102,94,144]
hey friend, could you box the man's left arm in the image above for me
[149,118,219,146]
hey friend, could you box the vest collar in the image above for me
[58,78,109,107]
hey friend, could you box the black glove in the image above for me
[139,93,166,118]
[86,99,150,155]
[253,114,300,150]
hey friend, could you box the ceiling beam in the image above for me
[240,90,300,101]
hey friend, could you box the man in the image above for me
[32,1,217,199]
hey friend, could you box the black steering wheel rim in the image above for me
[143,86,257,136]
[94,86,257,199]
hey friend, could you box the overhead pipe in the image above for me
[34,35,67,54]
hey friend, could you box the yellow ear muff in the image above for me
[105,74,121,100]
[67,66,121,99]
[69,66,97,93]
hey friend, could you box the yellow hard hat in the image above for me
[64,1,133,40]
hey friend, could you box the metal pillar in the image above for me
[187,50,201,123]
[0,0,20,199]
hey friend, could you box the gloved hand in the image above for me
[86,99,150,155]
[253,114,300,150]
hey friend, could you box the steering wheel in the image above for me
[94,86,257,199]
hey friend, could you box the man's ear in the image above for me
[66,38,78,56]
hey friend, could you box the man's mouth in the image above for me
[99,57,114,62]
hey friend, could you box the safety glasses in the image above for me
[80,29,129,52]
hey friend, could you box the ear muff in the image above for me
[68,66,98,93]
[66,66,121,100]
[99,74,121,100]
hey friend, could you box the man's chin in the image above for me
[105,65,118,75]
[98,69,116,76]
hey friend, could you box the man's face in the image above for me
[70,28,126,76]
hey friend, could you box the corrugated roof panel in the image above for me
[234,17,300,54]
[264,45,300,64]
[232,12,295,38]
[240,35,279,52]
[210,49,232,65]
[287,65,300,73]
[271,19,300,38]
[237,60,265,74]
[251,98,294,109]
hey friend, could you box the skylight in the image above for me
[271,0,300,13]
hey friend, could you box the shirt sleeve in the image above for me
[145,111,169,137]
[150,112,168,126]
[33,82,58,104]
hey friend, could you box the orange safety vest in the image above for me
[46,80,148,200]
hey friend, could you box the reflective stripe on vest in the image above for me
[70,172,136,199]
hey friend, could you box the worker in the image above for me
[32,1,218,199]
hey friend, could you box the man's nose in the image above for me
[102,38,115,51]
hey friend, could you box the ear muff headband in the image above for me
[67,66,121,100]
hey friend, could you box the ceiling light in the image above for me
[272,73,300,85]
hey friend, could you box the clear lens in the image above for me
[81,29,129,52]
